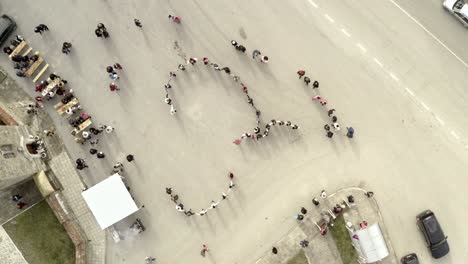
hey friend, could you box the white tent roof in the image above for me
[82,174,139,229]
[350,223,389,263]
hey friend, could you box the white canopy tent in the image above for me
[82,174,139,230]
[349,223,389,263]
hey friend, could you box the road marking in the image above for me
[435,115,445,126]
[404,87,415,96]
[389,72,399,82]
[324,14,335,23]
[387,0,468,69]
[373,57,383,67]
[420,101,430,111]
[451,130,460,139]
[356,43,367,53]
[307,0,318,8]
[341,28,351,37]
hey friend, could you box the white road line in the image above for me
[307,0,318,8]
[404,87,415,96]
[420,101,430,111]
[389,72,399,82]
[373,58,383,67]
[341,28,351,37]
[356,43,367,53]
[435,115,445,126]
[387,0,468,69]
[324,14,335,23]
[451,130,460,140]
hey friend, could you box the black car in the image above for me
[400,253,419,264]
[416,210,450,259]
[0,14,17,46]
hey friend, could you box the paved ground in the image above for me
[0,180,43,225]
[0,0,467,264]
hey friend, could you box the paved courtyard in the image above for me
[1,0,468,263]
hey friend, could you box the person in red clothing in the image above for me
[109,82,120,91]
[168,15,181,24]
[17,201,26,209]
[297,70,305,79]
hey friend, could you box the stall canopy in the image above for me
[349,223,389,263]
[82,174,139,229]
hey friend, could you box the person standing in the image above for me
[39,24,49,31]
[272,247,278,254]
[300,207,307,214]
[201,244,209,257]
[109,82,120,92]
[297,70,305,79]
[320,190,327,199]
[168,15,181,23]
[12,194,22,202]
[346,127,355,138]
[105,126,115,134]
[126,154,135,162]
[252,49,261,59]
[296,214,304,220]
[304,76,311,85]
[34,26,43,34]
[312,198,320,206]
[62,42,72,54]
[134,19,143,27]
[312,80,319,89]
[114,63,123,70]
[145,256,156,263]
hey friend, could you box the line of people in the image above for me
[299,70,355,139]
[165,172,236,217]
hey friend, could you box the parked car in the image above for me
[0,14,16,46]
[400,253,419,264]
[443,0,468,27]
[416,210,450,259]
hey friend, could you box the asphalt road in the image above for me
[0,0,467,263]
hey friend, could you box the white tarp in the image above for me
[350,223,389,263]
[82,174,139,229]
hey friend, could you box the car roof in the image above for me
[422,215,445,244]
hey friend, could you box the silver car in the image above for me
[443,0,468,27]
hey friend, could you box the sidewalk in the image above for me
[255,187,398,264]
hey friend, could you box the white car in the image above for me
[443,0,468,27]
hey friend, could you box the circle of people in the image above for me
[162,40,301,145]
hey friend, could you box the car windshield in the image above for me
[454,0,465,9]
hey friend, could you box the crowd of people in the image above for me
[164,39,300,144]
[3,15,359,262]
[165,172,236,217]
